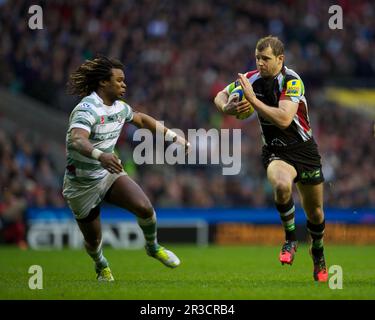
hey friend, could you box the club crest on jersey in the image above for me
[285,79,302,97]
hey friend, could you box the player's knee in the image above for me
[135,201,154,219]
[274,180,292,204]
[307,206,324,223]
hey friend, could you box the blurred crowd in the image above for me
[0,122,65,246]
[0,0,374,245]
[1,0,375,109]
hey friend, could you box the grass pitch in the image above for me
[0,245,374,300]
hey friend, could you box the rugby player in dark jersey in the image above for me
[214,36,328,282]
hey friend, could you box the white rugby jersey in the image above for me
[65,91,133,181]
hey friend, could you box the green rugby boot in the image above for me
[96,266,114,281]
[146,244,181,268]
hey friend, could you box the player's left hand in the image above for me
[99,152,123,174]
[238,73,257,105]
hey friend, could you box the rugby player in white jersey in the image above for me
[63,56,190,281]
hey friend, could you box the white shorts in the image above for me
[62,171,127,220]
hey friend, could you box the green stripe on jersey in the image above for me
[73,118,92,127]
[81,97,101,109]
[71,107,99,122]
[67,157,102,171]
[67,145,115,154]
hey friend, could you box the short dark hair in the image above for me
[256,36,284,56]
[67,56,123,97]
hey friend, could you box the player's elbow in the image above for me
[213,93,220,106]
[70,139,81,153]
[277,118,293,130]
[213,91,227,112]
[70,132,81,147]
[71,135,83,150]
[131,112,146,128]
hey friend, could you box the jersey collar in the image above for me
[273,65,286,79]
[91,91,115,107]
[91,91,104,104]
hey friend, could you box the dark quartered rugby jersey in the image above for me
[225,66,312,147]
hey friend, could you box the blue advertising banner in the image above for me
[27,207,375,224]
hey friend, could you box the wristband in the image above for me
[165,129,177,141]
[91,148,103,160]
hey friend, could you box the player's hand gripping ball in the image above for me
[228,86,254,120]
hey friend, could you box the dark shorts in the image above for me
[261,138,325,185]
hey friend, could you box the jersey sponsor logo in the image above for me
[285,79,302,97]
[107,114,124,123]
[96,131,119,141]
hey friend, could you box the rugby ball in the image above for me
[229,86,254,120]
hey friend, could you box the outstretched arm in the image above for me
[131,111,190,151]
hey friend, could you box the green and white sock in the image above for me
[85,240,108,271]
[276,199,297,241]
[137,211,158,249]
